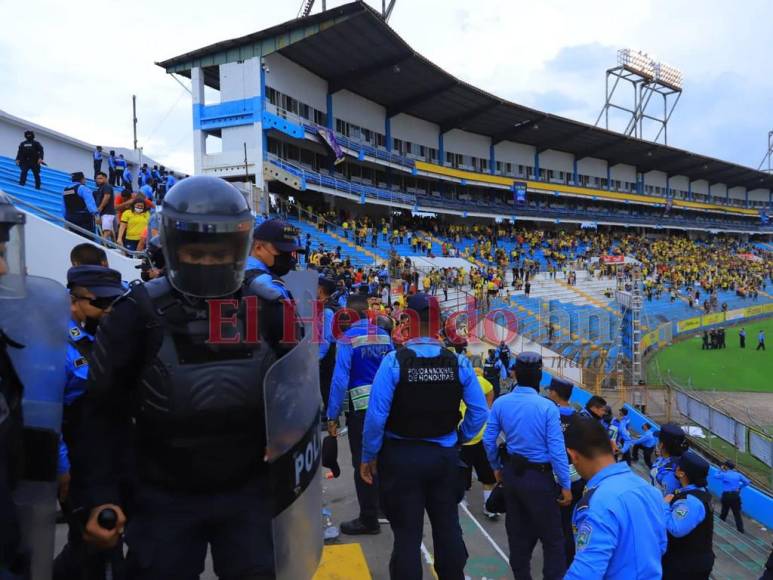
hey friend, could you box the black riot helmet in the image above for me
[0,190,27,298]
[159,176,253,298]
[24,130,34,140]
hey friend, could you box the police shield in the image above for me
[263,270,322,579]
[1,275,68,580]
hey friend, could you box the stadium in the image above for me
[1,1,772,579]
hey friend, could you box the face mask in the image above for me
[82,316,100,335]
[269,252,296,277]
[134,207,144,213]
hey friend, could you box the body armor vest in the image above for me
[133,278,276,492]
[666,488,714,557]
[63,185,88,215]
[386,347,461,439]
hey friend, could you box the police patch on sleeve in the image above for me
[675,506,689,519]
[575,522,592,552]
[74,357,88,369]
[69,327,81,339]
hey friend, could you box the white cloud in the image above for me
[1,0,771,173]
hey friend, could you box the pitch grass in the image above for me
[647,319,773,393]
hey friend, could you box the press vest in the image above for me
[131,278,277,491]
[385,347,462,439]
[63,184,88,215]
[665,488,714,558]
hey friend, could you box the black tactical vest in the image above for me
[133,278,277,492]
[665,488,714,557]
[483,360,499,386]
[63,184,88,214]
[386,347,461,439]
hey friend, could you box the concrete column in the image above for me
[191,66,206,175]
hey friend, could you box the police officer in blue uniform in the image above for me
[165,172,177,191]
[54,265,125,580]
[361,293,487,580]
[107,150,117,186]
[713,460,750,532]
[631,422,657,468]
[327,294,394,535]
[652,423,689,496]
[75,176,299,579]
[545,375,585,566]
[63,171,99,237]
[318,277,338,414]
[564,418,667,580]
[662,451,715,579]
[483,352,572,579]
[114,155,127,188]
[93,145,103,179]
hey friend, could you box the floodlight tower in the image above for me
[758,130,773,174]
[596,49,683,145]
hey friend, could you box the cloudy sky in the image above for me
[2,0,771,174]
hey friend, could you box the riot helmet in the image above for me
[0,190,27,298]
[160,176,253,298]
[24,130,34,140]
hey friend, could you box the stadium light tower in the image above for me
[595,49,683,144]
[758,130,773,174]
[298,0,397,20]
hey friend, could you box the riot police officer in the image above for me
[327,294,394,535]
[15,130,44,190]
[63,171,99,237]
[652,423,689,496]
[0,191,69,578]
[76,176,315,579]
[483,348,506,398]
[662,451,715,579]
[361,292,487,580]
[483,352,572,579]
[54,265,126,580]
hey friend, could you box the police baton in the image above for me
[97,508,118,580]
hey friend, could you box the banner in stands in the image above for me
[513,181,527,204]
[677,316,702,333]
[702,312,725,326]
[601,255,625,264]
[319,127,345,165]
[743,303,773,317]
[725,308,746,321]
[738,253,763,262]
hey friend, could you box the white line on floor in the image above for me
[460,500,510,563]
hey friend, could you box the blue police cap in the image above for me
[658,423,686,443]
[252,218,302,252]
[678,451,709,485]
[66,265,124,298]
[547,376,573,400]
[515,351,542,370]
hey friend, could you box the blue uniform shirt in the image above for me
[318,307,335,360]
[139,184,154,200]
[108,155,116,169]
[566,462,667,580]
[93,149,102,161]
[711,469,750,493]
[65,182,98,215]
[653,456,681,495]
[59,320,95,474]
[114,158,127,171]
[663,484,707,538]
[483,386,571,489]
[631,430,657,449]
[166,175,177,189]
[122,168,132,185]
[327,319,394,419]
[245,256,291,300]
[362,337,487,463]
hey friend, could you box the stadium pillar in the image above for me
[745,188,749,207]
[534,151,540,181]
[666,175,671,197]
[572,157,578,185]
[489,142,495,175]
[688,180,692,200]
[385,116,392,152]
[326,93,333,130]
[707,183,712,203]
[438,133,444,166]
[606,165,611,190]
[637,172,644,195]
[191,66,206,175]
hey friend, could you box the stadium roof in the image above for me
[157,1,773,191]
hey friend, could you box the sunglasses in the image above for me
[70,294,116,309]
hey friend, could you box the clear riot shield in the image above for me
[2,275,69,580]
[264,270,322,580]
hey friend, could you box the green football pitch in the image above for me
[647,319,773,393]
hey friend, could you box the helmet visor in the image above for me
[161,213,252,298]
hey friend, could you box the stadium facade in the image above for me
[157,1,772,235]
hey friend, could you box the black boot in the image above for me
[340,517,380,535]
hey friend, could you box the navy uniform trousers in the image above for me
[503,461,566,580]
[346,410,380,525]
[378,439,468,580]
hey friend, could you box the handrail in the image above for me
[7,192,146,259]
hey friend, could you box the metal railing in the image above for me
[7,192,146,259]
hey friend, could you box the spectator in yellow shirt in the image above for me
[118,194,150,251]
